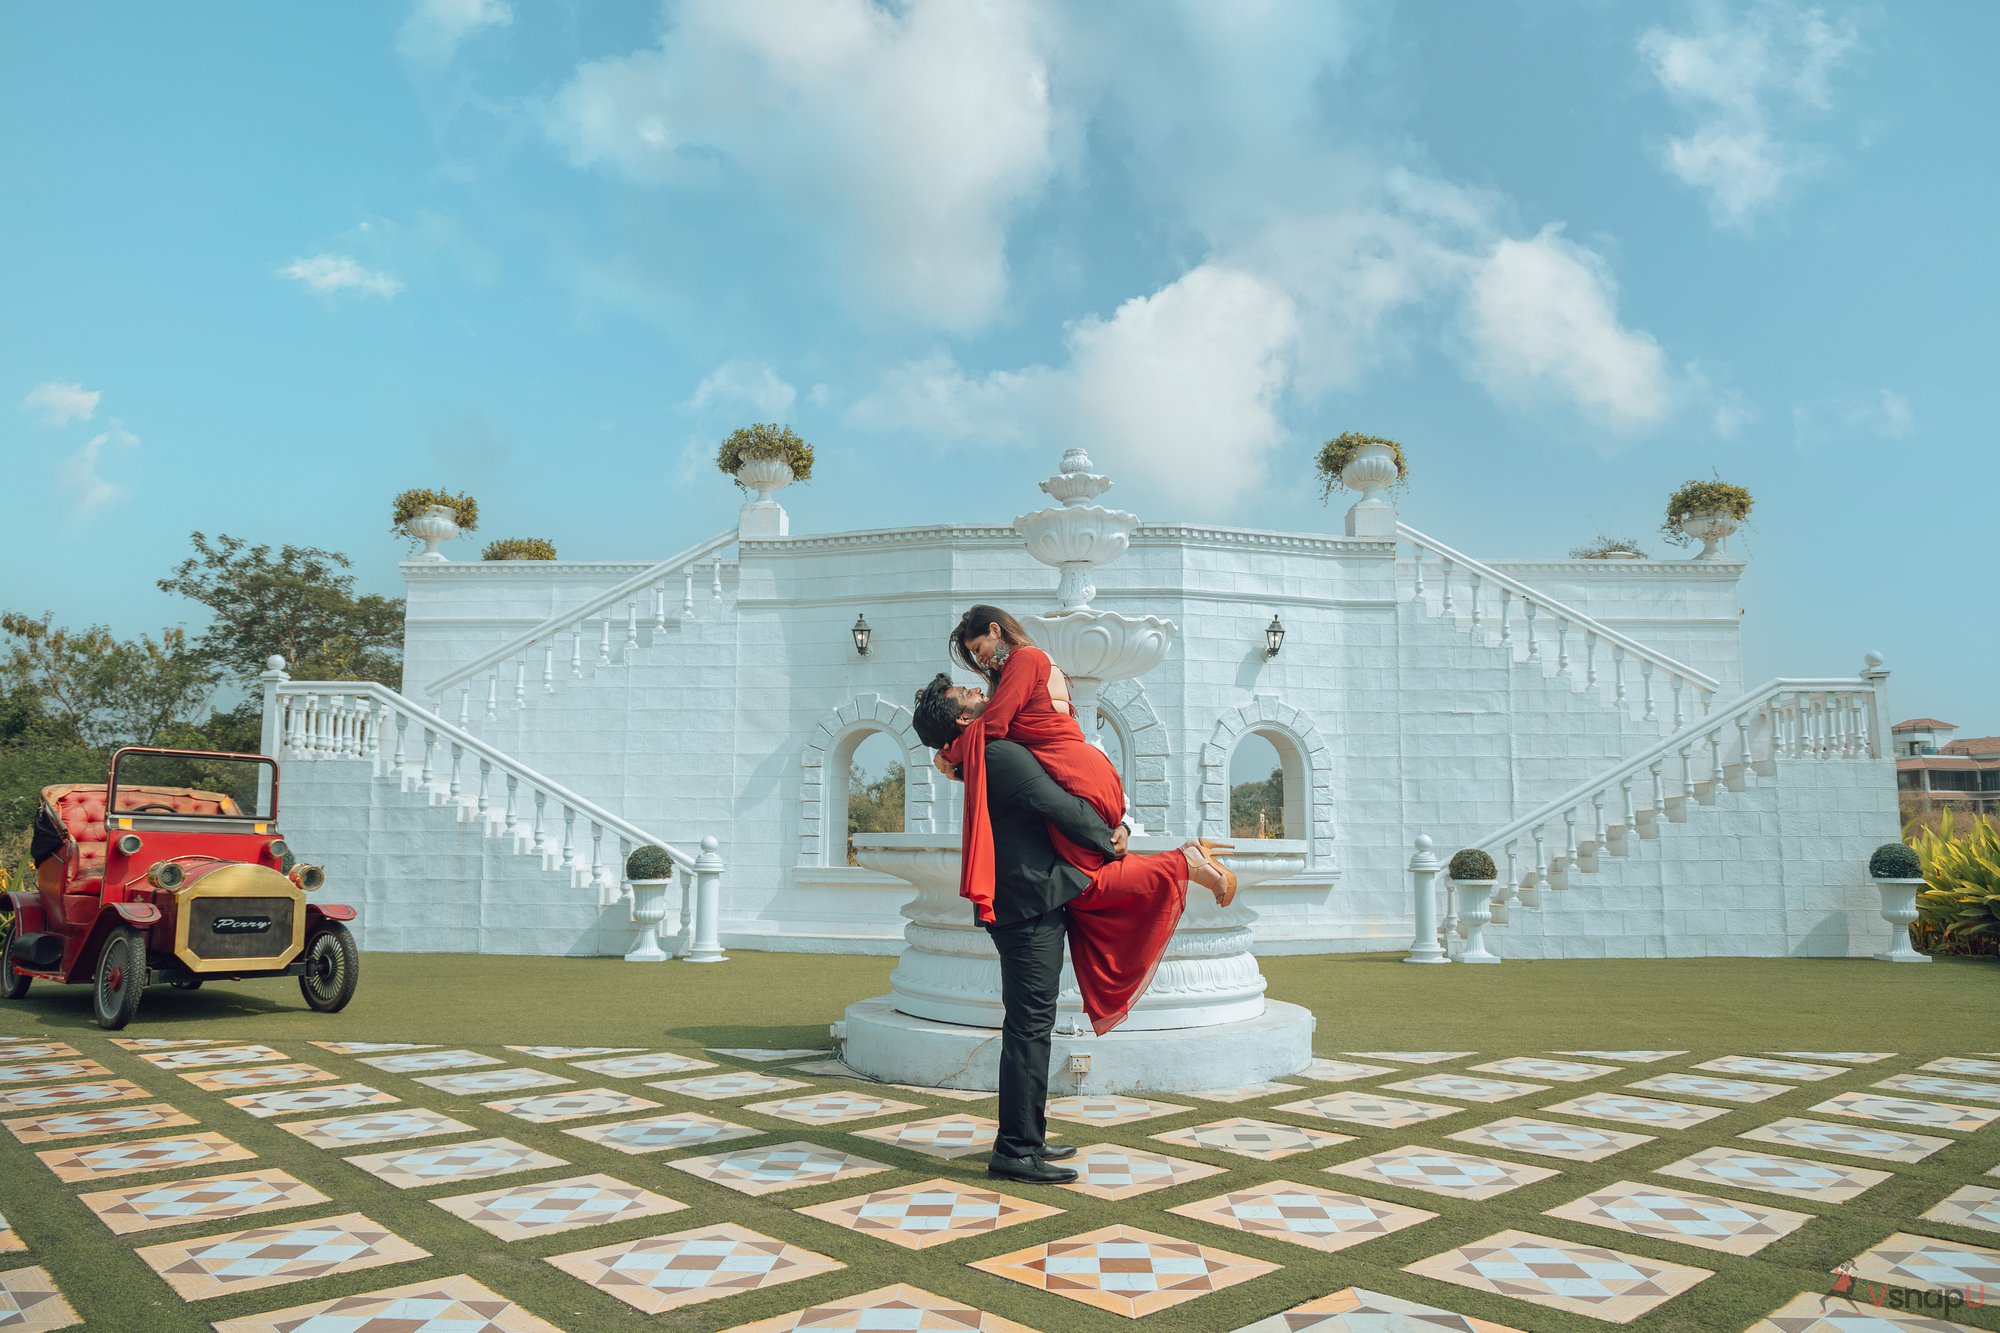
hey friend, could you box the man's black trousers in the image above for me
[987,905,1068,1160]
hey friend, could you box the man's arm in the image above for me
[985,741,1118,858]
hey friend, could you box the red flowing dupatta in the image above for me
[941,645,1187,1033]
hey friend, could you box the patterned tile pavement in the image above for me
[970,1223,1278,1318]
[1921,1184,2000,1236]
[0,1215,20,1252]
[223,1082,400,1119]
[1809,1090,2000,1132]
[1044,1094,1190,1126]
[1765,1051,1895,1063]
[431,1172,687,1240]
[4,1102,195,1144]
[280,1107,473,1149]
[108,1038,214,1050]
[345,1136,566,1189]
[1471,1057,1622,1082]
[795,1177,1063,1250]
[0,1060,112,1085]
[1446,1115,1655,1162]
[1923,1057,2000,1078]
[37,1130,255,1183]
[0,1044,78,1062]
[1324,1146,1561,1201]
[136,1044,282,1070]
[1232,1286,1529,1332]
[1626,1072,1795,1103]
[1057,1144,1227,1200]
[77,1168,330,1235]
[1273,1090,1464,1129]
[502,1045,643,1059]
[1843,1231,2000,1292]
[851,1112,1001,1159]
[706,1047,830,1063]
[1343,1050,1476,1064]
[1875,1072,2000,1103]
[1539,1091,1732,1130]
[482,1088,661,1124]
[411,1067,575,1095]
[564,1110,763,1156]
[0,1079,148,1112]
[1167,1180,1436,1253]
[358,1049,502,1073]
[308,1041,437,1055]
[208,1274,562,1333]
[1746,1290,1989,1332]
[650,1071,811,1100]
[1552,1050,1688,1062]
[1151,1116,1354,1161]
[1694,1055,1851,1081]
[1655,1145,1892,1202]
[1381,1074,1549,1103]
[744,1090,925,1125]
[545,1221,841,1316]
[568,1051,718,1078]
[1190,1080,1304,1102]
[1405,1228,1712,1322]
[1295,1057,1397,1082]
[181,1062,336,1092]
[134,1211,427,1300]
[727,1282,1039,1332]
[667,1141,892,1196]
[0,1264,81,1333]
[1739,1116,1953,1163]
[1543,1179,1814,1255]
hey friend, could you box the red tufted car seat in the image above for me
[37,784,237,927]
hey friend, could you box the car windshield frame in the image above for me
[106,747,281,824]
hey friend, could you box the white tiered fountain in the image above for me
[841,449,1315,1093]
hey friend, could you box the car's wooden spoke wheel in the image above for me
[0,917,30,1001]
[93,927,147,1030]
[300,923,359,1013]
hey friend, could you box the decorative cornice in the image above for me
[742,522,1392,557]
[1483,559,1745,578]
[400,560,736,579]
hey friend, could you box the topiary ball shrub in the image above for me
[392,488,479,535]
[716,423,814,486]
[482,537,557,561]
[1869,842,1922,880]
[626,845,677,881]
[1448,848,1497,881]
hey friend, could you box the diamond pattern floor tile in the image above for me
[852,1113,1001,1159]
[1045,1094,1190,1126]
[1473,1057,1621,1082]
[412,1067,575,1096]
[135,1211,427,1300]
[1766,1051,1895,1064]
[1058,1144,1227,1200]
[181,1063,335,1093]
[1191,1081,1303,1102]
[345,1137,566,1189]
[1230,1285,1529,1332]
[78,1169,330,1235]
[1811,1092,1999,1132]
[887,1083,992,1102]
[1544,1179,1814,1255]
[280,1107,473,1149]
[1343,1051,1475,1064]
[564,1111,762,1156]
[0,1264,81,1332]
[1695,1056,1850,1082]
[970,1223,1279,1319]
[1151,1117,1353,1162]
[747,1091,925,1126]
[358,1049,501,1073]
[1922,1185,2000,1236]
[1746,1289,1988,1332]
[1296,1058,1396,1082]
[1739,1117,1952,1163]
[1404,1228,1711,1323]
[109,1038,214,1050]
[1447,1116,1655,1162]
[569,1052,717,1078]
[706,1047,830,1063]
[5,1102,193,1144]
[1540,1092,1731,1130]
[0,1215,20,1252]
[1168,1180,1435,1253]
[0,1060,112,1085]
[1273,1091,1463,1129]
[209,1273,563,1333]
[309,1042,439,1055]
[1655,1146,1891,1202]
[224,1083,400,1119]
[0,1080,148,1113]
[1923,1057,2000,1079]
[483,1088,660,1124]
[1553,1050,1688,1063]
[433,1172,687,1240]
[136,1044,282,1070]
[1628,1073,1794,1103]
[37,1131,254,1182]
[546,1221,842,1316]
[1382,1074,1549,1104]
[1324,1146,1559,1201]
[796,1177,1064,1250]
[502,1045,643,1059]
[1875,1074,2000,1103]
[650,1072,812,1100]
[1844,1231,2000,1292]
[727,1282,1040,1332]
[667,1141,892,1196]
[0,1044,77,1062]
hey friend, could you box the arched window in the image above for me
[798,694,936,868]
[839,729,906,865]
[1229,730,1305,839]
[1200,698,1335,869]
[1095,704,1131,788]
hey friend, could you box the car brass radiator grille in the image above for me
[187,897,294,960]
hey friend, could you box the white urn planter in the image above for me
[1340,442,1401,538]
[735,458,794,538]
[405,505,461,562]
[625,877,674,962]
[1678,510,1741,561]
[1871,877,1930,964]
[1451,879,1501,963]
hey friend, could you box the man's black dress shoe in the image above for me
[1036,1143,1077,1161]
[988,1153,1079,1183]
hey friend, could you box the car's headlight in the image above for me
[116,833,143,855]
[147,862,186,891]
[290,864,325,892]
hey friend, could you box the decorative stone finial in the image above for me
[1038,448,1114,508]
[266,655,287,672]
[1864,651,1884,669]
[1414,834,1434,852]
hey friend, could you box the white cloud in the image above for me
[1639,2,1859,228]
[22,381,100,426]
[66,420,139,513]
[280,254,405,299]
[547,0,1056,332]
[1462,227,1673,437]
[689,360,796,418]
[398,0,511,65]
[1842,388,1914,438]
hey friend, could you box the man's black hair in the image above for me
[912,673,964,750]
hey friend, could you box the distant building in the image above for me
[1894,718,2000,809]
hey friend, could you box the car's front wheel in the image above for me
[299,923,359,1013]
[0,916,30,1001]
[93,927,147,1029]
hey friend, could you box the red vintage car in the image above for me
[2,746,359,1029]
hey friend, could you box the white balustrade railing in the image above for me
[1399,523,1720,726]
[1464,665,1887,913]
[271,678,708,909]
[426,527,740,716]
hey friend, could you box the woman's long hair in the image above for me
[950,604,1034,690]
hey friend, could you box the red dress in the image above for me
[942,645,1187,1035]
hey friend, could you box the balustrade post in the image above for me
[1555,621,1569,675]
[514,659,526,709]
[683,568,695,618]
[1403,835,1448,963]
[1411,551,1425,601]
[392,713,408,770]
[710,559,724,609]
[625,601,639,656]
[543,646,555,693]
[571,626,583,678]
[1671,676,1685,727]
[560,808,577,871]
[1859,653,1889,759]
[259,656,290,758]
[485,674,498,721]
[1440,559,1455,615]
[598,619,611,666]
[1469,575,1483,632]
[448,743,464,800]
[1523,601,1539,660]
[654,584,667,631]
[476,760,492,818]
[458,687,470,728]
[1531,826,1549,888]
[531,791,548,855]
[1591,793,1607,850]
[685,836,729,963]
[420,728,438,787]
[1498,588,1512,647]
[1612,646,1626,703]
[1584,633,1598,687]
[1680,746,1697,804]
[1648,762,1666,819]
[1641,662,1656,721]
[590,823,608,903]
[677,865,695,957]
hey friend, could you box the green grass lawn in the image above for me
[0,951,1995,1332]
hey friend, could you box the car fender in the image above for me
[307,903,357,924]
[4,891,47,934]
[109,902,162,926]
[65,907,157,984]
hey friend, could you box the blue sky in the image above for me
[4,0,1994,737]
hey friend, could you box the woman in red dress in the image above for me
[935,605,1234,1035]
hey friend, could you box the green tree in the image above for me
[156,532,405,687]
[1230,766,1285,838]
[846,761,905,864]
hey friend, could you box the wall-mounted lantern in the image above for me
[851,614,872,656]
[1264,615,1286,658]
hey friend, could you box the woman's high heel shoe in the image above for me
[1181,840,1239,908]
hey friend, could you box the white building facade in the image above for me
[266,456,1899,965]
